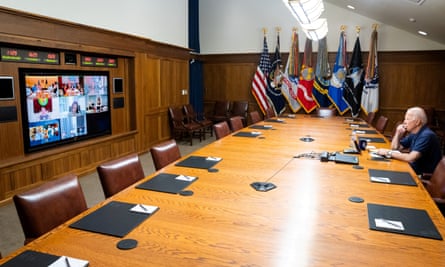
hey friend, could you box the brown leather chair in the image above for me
[229,116,244,132]
[150,139,181,171]
[213,121,231,140]
[316,107,337,118]
[421,157,445,216]
[183,104,213,138]
[230,100,249,126]
[249,110,262,124]
[168,106,203,146]
[97,153,145,198]
[13,174,88,244]
[264,107,276,119]
[375,115,389,134]
[209,100,231,124]
[364,111,376,125]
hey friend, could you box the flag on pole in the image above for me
[328,30,350,115]
[361,28,379,115]
[343,35,364,117]
[251,35,272,115]
[312,36,332,108]
[297,38,317,113]
[266,32,286,116]
[281,29,301,113]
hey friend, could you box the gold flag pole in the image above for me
[262,27,267,36]
[372,23,379,31]
[356,26,361,36]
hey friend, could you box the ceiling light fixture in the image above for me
[418,30,428,36]
[347,5,355,10]
[302,18,329,40]
[283,0,325,24]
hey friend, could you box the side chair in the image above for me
[150,139,181,171]
[13,174,88,244]
[229,116,244,132]
[97,153,145,198]
[213,121,231,140]
[421,157,445,216]
[249,110,262,124]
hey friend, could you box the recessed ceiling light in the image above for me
[347,5,355,10]
[418,30,428,36]
[409,18,416,23]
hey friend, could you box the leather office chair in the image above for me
[150,139,181,171]
[213,121,231,140]
[421,157,445,216]
[249,110,262,124]
[229,116,244,132]
[316,107,337,118]
[209,100,231,124]
[168,106,203,146]
[230,100,249,126]
[13,174,88,244]
[375,115,389,134]
[364,111,376,125]
[183,104,213,138]
[97,153,145,198]
[264,107,276,119]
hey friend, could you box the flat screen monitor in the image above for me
[19,68,111,153]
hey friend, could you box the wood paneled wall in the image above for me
[0,7,190,203]
[201,51,445,131]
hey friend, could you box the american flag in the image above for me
[251,36,272,115]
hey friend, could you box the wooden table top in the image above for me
[2,115,444,266]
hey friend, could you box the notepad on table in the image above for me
[136,173,197,194]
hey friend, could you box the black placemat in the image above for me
[367,203,442,240]
[349,123,369,128]
[136,173,197,194]
[0,250,59,267]
[359,137,386,143]
[233,131,261,138]
[368,169,417,186]
[249,125,273,130]
[70,201,156,237]
[175,156,222,169]
[264,118,285,123]
[353,129,378,134]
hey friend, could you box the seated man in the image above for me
[377,106,442,175]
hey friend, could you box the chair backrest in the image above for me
[13,174,87,244]
[168,106,185,128]
[213,100,230,116]
[265,107,276,119]
[229,116,244,132]
[97,153,145,198]
[213,121,231,140]
[249,110,262,124]
[316,107,337,118]
[424,157,445,199]
[365,111,376,125]
[150,139,181,171]
[231,101,249,126]
[375,115,389,134]
[183,104,196,123]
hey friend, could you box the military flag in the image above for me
[296,38,317,113]
[266,32,286,116]
[328,30,350,115]
[361,28,379,115]
[312,36,331,108]
[344,34,364,117]
[281,29,301,113]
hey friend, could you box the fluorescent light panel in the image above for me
[283,0,325,24]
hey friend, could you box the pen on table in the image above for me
[383,219,403,230]
[139,204,148,211]
[65,257,71,267]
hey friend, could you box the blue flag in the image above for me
[266,33,286,116]
[328,31,349,115]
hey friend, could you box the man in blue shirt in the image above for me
[377,107,442,175]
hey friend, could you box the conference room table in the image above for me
[1,114,445,266]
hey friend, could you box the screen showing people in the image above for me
[24,72,109,149]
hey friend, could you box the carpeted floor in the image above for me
[0,136,214,258]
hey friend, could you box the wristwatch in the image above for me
[386,150,392,158]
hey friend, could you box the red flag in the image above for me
[296,38,317,113]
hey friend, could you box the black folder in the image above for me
[136,173,197,194]
[265,118,285,123]
[353,129,378,134]
[367,203,442,240]
[349,123,369,128]
[70,201,157,237]
[333,154,359,165]
[233,131,261,138]
[368,169,417,186]
[175,156,222,169]
[0,250,59,267]
[359,137,386,143]
[249,125,273,130]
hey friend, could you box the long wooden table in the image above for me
[2,115,445,266]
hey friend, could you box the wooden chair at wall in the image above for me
[13,174,88,244]
[316,107,337,118]
[168,106,203,146]
[208,100,231,124]
[229,116,244,132]
[183,104,213,138]
[375,115,389,134]
[150,139,181,171]
[249,110,262,124]
[213,121,231,140]
[421,157,445,216]
[97,153,145,198]
[230,100,249,127]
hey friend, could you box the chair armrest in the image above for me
[421,173,433,180]
[421,179,431,187]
